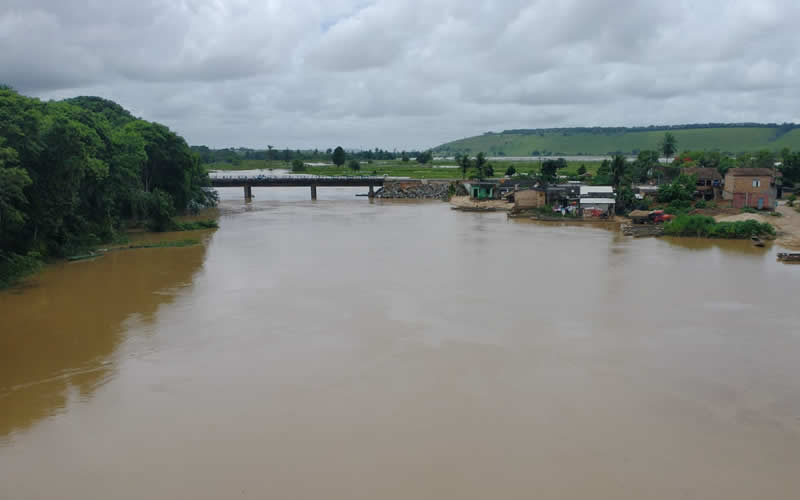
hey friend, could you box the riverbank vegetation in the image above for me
[0,88,217,288]
[664,215,775,238]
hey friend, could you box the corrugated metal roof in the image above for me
[580,186,614,194]
[580,198,616,204]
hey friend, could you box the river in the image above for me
[2,187,800,499]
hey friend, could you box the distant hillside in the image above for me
[435,124,800,156]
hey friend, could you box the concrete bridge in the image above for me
[210,175,387,200]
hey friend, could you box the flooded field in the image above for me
[2,187,800,499]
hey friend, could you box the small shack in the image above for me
[514,188,547,210]
[469,181,497,200]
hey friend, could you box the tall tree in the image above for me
[456,154,472,179]
[332,146,346,167]
[661,132,677,161]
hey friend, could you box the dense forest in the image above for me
[0,87,216,287]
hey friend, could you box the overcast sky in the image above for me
[3,0,800,150]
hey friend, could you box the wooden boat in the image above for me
[751,235,765,247]
[777,253,800,262]
[66,252,101,262]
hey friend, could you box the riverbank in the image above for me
[714,202,800,249]
[449,195,513,211]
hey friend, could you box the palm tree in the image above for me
[661,133,677,162]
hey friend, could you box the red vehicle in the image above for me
[649,210,673,223]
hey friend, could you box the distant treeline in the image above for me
[0,88,217,287]
[192,146,427,165]
[497,123,800,136]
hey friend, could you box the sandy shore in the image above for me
[715,202,800,249]
[449,195,513,210]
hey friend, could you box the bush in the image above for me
[664,215,775,238]
[0,250,42,289]
[741,207,758,214]
[787,194,797,207]
[694,199,707,209]
[665,199,692,215]
[291,159,306,172]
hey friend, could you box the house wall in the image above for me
[723,174,777,208]
[514,190,546,209]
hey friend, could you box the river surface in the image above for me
[2,187,800,499]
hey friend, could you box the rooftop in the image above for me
[683,167,722,180]
[580,186,614,195]
[725,168,776,177]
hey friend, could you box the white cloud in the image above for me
[3,0,800,149]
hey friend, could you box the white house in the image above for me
[579,186,616,216]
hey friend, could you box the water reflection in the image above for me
[0,233,211,438]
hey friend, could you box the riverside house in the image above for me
[722,168,778,210]
[683,167,723,201]
[579,186,616,216]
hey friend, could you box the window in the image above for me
[752,178,761,188]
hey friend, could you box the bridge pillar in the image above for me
[244,184,252,202]
[368,184,375,198]
[310,184,317,200]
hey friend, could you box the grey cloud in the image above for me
[3,0,800,149]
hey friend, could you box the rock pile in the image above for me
[376,181,456,200]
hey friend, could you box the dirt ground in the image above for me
[715,202,800,249]
[449,195,513,210]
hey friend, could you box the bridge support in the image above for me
[244,184,252,201]
[310,185,317,200]
[368,184,375,198]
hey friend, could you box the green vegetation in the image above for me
[172,219,218,231]
[436,124,800,156]
[332,146,346,167]
[205,157,603,179]
[0,88,217,288]
[664,215,775,238]
[661,132,678,160]
[126,239,200,249]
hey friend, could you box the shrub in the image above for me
[787,194,797,207]
[291,159,306,172]
[665,199,692,215]
[664,215,775,238]
[741,207,758,214]
[694,199,707,209]
[0,251,42,289]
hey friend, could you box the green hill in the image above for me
[435,124,800,156]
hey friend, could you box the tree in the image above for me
[456,154,472,179]
[348,159,361,172]
[416,150,433,164]
[505,165,516,176]
[609,154,628,193]
[401,152,410,162]
[539,158,567,185]
[577,164,587,176]
[661,132,677,161]
[474,152,489,179]
[332,146,346,167]
[658,174,697,203]
[291,158,306,172]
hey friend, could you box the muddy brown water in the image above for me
[2,187,800,499]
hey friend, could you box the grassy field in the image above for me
[206,159,602,179]
[435,126,800,156]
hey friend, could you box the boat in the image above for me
[66,252,101,262]
[777,253,800,262]
[751,235,765,247]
